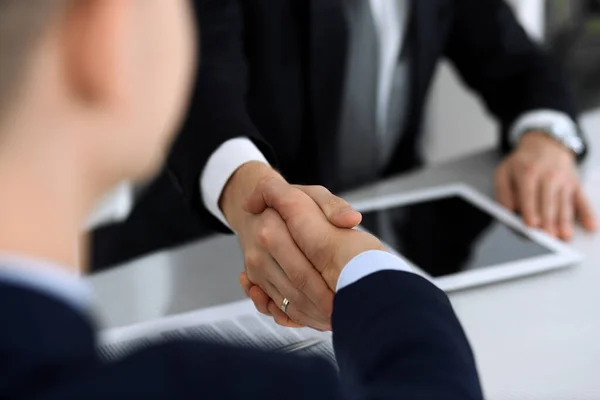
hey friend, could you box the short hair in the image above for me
[0,1,65,120]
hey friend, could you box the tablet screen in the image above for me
[360,195,554,277]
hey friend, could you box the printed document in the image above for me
[98,299,336,364]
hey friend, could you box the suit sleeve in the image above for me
[444,0,586,158]
[333,271,484,400]
[0,282,343,400]
[166,0,276,232]
[42,342,344,400]
[0,272,482,399]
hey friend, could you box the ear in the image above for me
[63,0,133,107]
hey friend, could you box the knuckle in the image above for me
[256,210,280,248]
[256,225,271,248]
[545,170,564,182]
[245,269,260,286]
[520,163,538,179]
[289,271,309,292]
[244,250,263,271]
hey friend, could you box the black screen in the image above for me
[360,195,554,278]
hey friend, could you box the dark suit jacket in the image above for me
[0,270,483,399]
[167,0,581,234]
[90,0,582,268]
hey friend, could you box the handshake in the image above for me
[221,162,385,331]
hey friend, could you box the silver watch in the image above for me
[522,124,585,156]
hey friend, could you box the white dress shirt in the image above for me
[336,249,412,291]
[200,0,578,226]
[85,182,134,230]
[0,250,412,312]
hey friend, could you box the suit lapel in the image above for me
[408,0,451,107]
[308,0,348,187]
[408,0,426,107]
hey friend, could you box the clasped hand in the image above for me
[223,170,362,330]
[237,177,381,330]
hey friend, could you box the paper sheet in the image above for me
[98,299,335,364]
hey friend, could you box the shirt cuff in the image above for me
[336,250,414,292]
[85,182,134,231]
[0,255,93,313]
[509,109,578,145]
[200,138,270,229]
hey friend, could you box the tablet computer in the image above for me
[351,183,583,292]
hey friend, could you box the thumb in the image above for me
[244,177,327,226]
[244,178,335,262]
[244,177,289,215]
[295,185,362,228]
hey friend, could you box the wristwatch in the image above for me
[521,123,586,156]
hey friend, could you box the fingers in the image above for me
[243,189,336,330]
[499,146,596,240]
[240,272,270,315]
[262,211,334,318]
[239,271,252,296]
[248,286,271,315]
[516,164,541,228]
[295,185,362,228]
[262,279,329,330]
[245,178,321,224]
[245,177,292,215]
[558,187,575,241]
[266,300,306,329]
[263,266,331,329]
[541,177,560,237]
[494,163,515,211]
[256,209,333,327]
[244,179,358,270]
[246,179,335,265]
[575,186,597,232]
[241,272,304,328]
[250,281,304,328]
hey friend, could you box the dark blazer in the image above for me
[90,0,581,268]
[0,270,483,399]
[167,0,581,233]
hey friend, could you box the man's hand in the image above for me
[495,132,596,241]
[243,178,385,321]
[220,162,362,330]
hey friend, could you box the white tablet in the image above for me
[351,183,583,292]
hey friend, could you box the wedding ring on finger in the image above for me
[280,297,290,313]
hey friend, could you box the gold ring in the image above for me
[280,298,290,313]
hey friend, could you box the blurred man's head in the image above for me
[0,0,195,203]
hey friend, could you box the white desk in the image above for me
[90,112,600,400]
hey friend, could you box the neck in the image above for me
[0,153,90,274]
